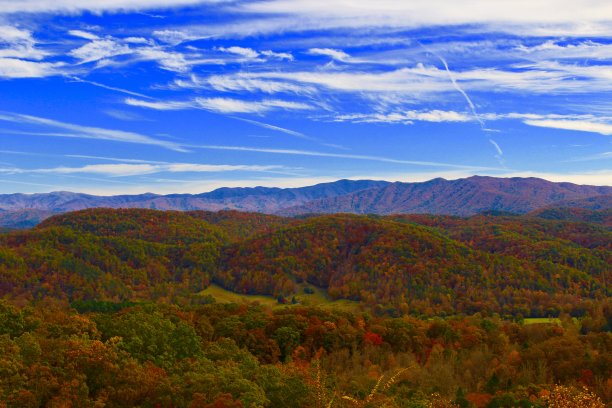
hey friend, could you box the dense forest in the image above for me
[0,208,609,407]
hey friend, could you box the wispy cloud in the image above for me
[0,112,186,151]
[125,97,194,110]
[523,119,612,136]
[0,0,229,14]
[69,38,131,64]
[260,50,293,61]
[64,154,168,164]
[516,40,612,60]
[152,29,205,45]
[175,73,311,94]
[0,25,48,60]
[0,162,288,177]
[196,97,313,113]
[217,45,259,59]
[232,0,612,37]
[235,67,450,94]
[234,61,612,98]
[0,58,64,78]
[335,110,472,124]
[189,144,504,171]
[567,151,612,162]
[307,48,351,61]
[215,45,294,62]
[126,96,313,114]
[68,30,100,40]
[103,109,149,121]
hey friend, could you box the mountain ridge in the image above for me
[0,176,610,228]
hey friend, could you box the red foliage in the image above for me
[466,392,493,408]
[364,331,383,346]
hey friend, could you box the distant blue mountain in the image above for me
[0,176,610,228]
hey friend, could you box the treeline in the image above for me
[0,299,608,407]
[0,208,610,317]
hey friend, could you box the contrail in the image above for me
[429,51,485,129]
[489,139,505,165]
[230,116,313,140]
[418,42,504,166]
[489,139,503,156]
[66,76,154,99]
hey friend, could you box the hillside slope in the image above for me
[2,208,607,317]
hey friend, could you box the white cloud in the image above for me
[125,96,312,114]
[241,66,450,94]
[217,46,259,59]
[196,97,312,113]
[307,48,351,61]
[0,25,47,60]
[516,40,612,60]
[45,164,158,177]
[477,112,612,136]
[174,74,310,94]
[215,47,294,61]
[65,154,167,164]
[0,0,231,14]
[523,119,612,136]
[125,97,195,110]
[208,76,309,94]
[124,37,150,44]
[0,58,62,78]
[68,29,100,40]
[239,60,612,97]
[232,0,612,37]
[163,163,284,173]
[135,47,191,72]
[69,39,131,63]
[335,110,472,124]
[0,112,186,151]
[260,50,293,60]
[153,29,199,45]
[0,25,33,42]
[3,162,286,177]
[455,63,612,93]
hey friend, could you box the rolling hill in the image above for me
[1,208,608,317]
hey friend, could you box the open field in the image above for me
[523,318,562,325]
[200,283,361,312]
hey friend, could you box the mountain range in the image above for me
[0,176,610,228]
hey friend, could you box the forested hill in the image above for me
[1,208,609,317]
[1,176,610,228]
[1,208,610,406]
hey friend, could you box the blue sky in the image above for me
[0,0,611,194]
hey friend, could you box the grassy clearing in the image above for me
[200,283,361,312]
[523,317,562,325]
[200,284,279,307]
[294,283,361,312]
